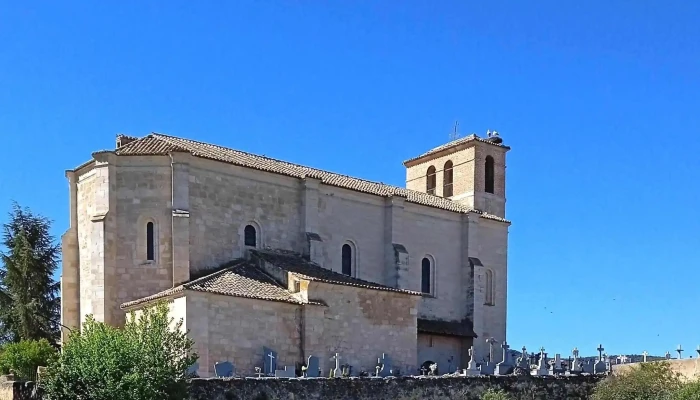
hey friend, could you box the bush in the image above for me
[41,302,198,400]
[0,339,57,379]
[482,388,510,400]
[592,361,683,400]
[674,380,700,400]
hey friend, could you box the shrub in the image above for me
[0,339,57,379]
[41,302,198,400]
[674,380,700,400]
[592,361,683,400]
[482,388,510,400]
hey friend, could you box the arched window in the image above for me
[443,160,453,197]
[485,269,495,305]
[146,222,155,261]
[485,156,495,194]
[342,244,353,276]
[421,257,432,294]
[244,225,257,247]
[426,166,436,195]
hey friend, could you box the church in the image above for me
[60,131,510,377]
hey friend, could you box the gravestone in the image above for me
[594,345,606,374]
[552,354,564,375]
[306,355,320,377]
[379,353,392,377]
[214,361,234,378]
[665,351,672,360]
[582,360,594,374]
[495,341,513,375]
[331,353,341,378]
[465,346,480,376]
[186,362,199,377]
[532,348,549,376]
[570,348,581,372]
[274,366,296,378]
[480,361,495,375]
[263,347,277,375]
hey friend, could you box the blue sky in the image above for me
[1,1,699,358]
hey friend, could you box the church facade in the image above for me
[60,132,510,376]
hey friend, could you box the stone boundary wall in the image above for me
[189,375,604,400]
[0,375,605,400]
[0,381,37,400]
[612,358,700,380]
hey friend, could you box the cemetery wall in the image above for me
[0,381,35,400]
[304,282,420,375]
[612,358,700,380]
[188,375,604,400]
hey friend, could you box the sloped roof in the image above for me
[403,134,510,165]
[417,318,477,338]
[120,260,323,309]
[252,249,423,296]
[100,133,508,222]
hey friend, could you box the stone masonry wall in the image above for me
[185,292,303,378]
[113,161,174,326]
[188,375,603,400]
[187,160,304,273]
[304,282,419,375]
[0,375,606,400]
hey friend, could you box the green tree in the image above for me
[42,302,198,400]
[0,202,60,344]
[592,361,683,400]
[0,339,58,379]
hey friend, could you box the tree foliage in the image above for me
[41,302,198,400]
[481,388,511,400]
[0,339,58,379]
[592,361,683,400]
[0,202,60,344]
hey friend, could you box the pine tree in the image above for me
[0,202,60,344]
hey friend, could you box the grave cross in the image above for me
[642,351,648,363]
[267,352,275,366]
[501,341,510,364]
[486,337,498,362]
[597,344,605,361]
[677,345,684,359]
[331,353,341,371]
[540,346,545,355]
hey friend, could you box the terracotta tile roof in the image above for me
[120,260,324,309]
[403,134,510,165]
[107,133,508,223]
[252,249,423,296]
[417,318,477,338]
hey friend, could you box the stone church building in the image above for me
[60,131,510,377]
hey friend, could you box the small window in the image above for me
[146,222,155,261]
[244,225,257,247]
[421,257,432,294]
[485,156,495,194]
[426,166,436,195]
[342,244,352,276]
[443,161,453,197]
[485,269,495,305]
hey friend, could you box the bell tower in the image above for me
[403,131,510,218]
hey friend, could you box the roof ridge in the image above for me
[151,133,467,208]
[182,259,247,289]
